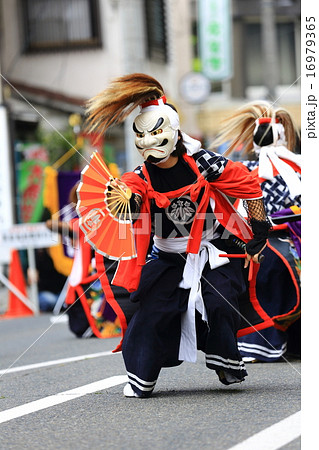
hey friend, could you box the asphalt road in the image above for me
[0,313,301,449]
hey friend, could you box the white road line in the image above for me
[0,375,128,424]
[0,351,120,375]
[228,411,301,450]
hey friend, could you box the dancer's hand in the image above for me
[244,245,266,268]
[110,178,131,200]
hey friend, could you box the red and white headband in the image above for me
[138,95,180,131]
[253,116,286,148]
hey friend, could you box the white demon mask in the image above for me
[133,102,180,164]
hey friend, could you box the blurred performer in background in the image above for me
[84,74,272,398]
[211,101,301,363]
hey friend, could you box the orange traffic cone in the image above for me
[1,249,34,319]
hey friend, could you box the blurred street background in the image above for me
[0,1,303,448]
[0,0,301,314]
[0,0,301,171]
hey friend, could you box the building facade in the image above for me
[1,0,301,173]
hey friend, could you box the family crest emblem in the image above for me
[165,196,197,225]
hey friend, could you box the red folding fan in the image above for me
[76,152,137,260]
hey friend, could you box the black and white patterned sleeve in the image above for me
[194,149,228,181]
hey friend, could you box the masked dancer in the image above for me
[84,74,272,397]
[211,101,301,363]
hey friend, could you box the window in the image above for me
[21,0,101,52]
[144,0,168,63]
[244,22,297,86]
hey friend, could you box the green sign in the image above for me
[198,0,232,81]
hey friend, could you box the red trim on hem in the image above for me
[265,241,300,326]
[235,260,274,337]
[237,318,275,337]
[248,262,273,322]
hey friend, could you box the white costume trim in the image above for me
[253,121,301,198]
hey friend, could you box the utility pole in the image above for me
[260,0,279,100]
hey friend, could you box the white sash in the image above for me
[178,241,229,363]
